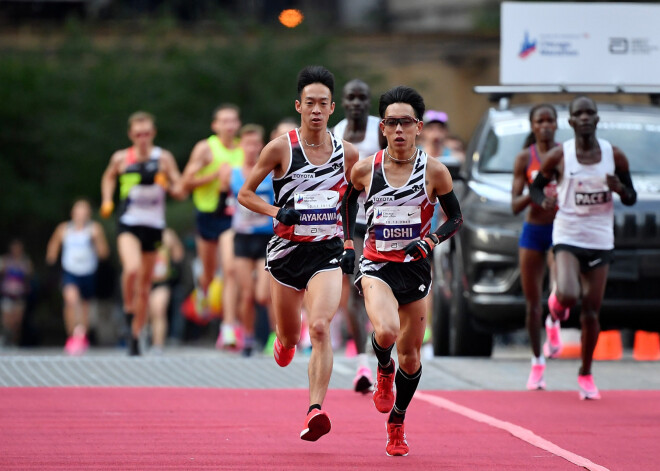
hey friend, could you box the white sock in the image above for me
[532,356,546,366]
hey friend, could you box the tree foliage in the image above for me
[0,21,352,262]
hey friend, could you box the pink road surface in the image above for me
[1,388,658,470]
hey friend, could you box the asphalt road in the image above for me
[1,344,658,391]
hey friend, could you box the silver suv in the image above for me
[433,91,660,356]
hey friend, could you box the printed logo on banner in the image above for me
[519,31,537,59]
[609,38,629,54]
[609,37,659,55]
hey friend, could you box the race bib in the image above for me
[573,177,612,215]
[294,190,339,236]
[373,206,421,252]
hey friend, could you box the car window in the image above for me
[479,111,660,175]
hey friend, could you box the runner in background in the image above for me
[46,198,110,355]
[530,96,637,400]
[511,104,561,390]
[148,227,184,354]
[100,111,184,356]
[230,124,273,357]
[180,104,243,348]
[332,78,386,393]
[270,117,298,141]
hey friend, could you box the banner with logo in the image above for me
[501,2,660,85]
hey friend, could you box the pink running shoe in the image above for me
[548,290,570,322]
[64,326,89,356]
[578,374,601,400]
[353,366,373,394]
[526,364,546,390]
[373,361,396,413]
[543,317,563,359]
[273,337,296,367]
[300,409,331,441]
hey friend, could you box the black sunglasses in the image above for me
[381,116,419,128]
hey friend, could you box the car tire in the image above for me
[449,246,494,357]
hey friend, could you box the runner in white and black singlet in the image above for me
[530,96,637,400]
[238,66,359,442]
[341,86,462,457]
[100,111,185,356]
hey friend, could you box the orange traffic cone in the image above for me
[593,330,623,361]
[633,331,660,361]
[558,327,582,359]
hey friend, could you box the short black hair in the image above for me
[569,95,597,114]
[297,65,334,99]
[378,86,425,120]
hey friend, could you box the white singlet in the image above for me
[334,115,382,225]
[553,138,615,250]
[62,223,98,276]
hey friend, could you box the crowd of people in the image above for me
[0,63,632,457]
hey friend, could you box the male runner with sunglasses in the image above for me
[341,86,462,456]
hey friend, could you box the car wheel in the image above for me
[449,247,494,357]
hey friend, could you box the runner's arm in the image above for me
[238,139,283,219]
[161,151,187,200]
[92,222,110,260]
[100,152,121,217]
[511,149,532,215]
[180,142,218,192]
[341,158,370,248]
[45,224,65,265]
[609,146,637,206]
[529,147,562,208]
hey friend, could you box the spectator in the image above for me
[0,239,33,347]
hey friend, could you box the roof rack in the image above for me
[474,85,660,107]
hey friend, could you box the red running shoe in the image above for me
[300,409,331,441]
[273,337,295,367]
[385,422,409,457]
[373,361,395,413]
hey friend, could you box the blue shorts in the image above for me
[519,222,553,252]
[62,271,96,300]
[196,211,232,241]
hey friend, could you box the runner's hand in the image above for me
[276,208,301,226]
[100,201,114,219]
[340,248,355,274]
[404,236,437,261]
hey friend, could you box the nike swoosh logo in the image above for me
[588,258,602,267]
[407,212,416,216]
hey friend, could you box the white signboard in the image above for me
[501,2,660,85]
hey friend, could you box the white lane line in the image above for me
[416,391,610,471]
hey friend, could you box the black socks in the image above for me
[371,332,394,370]
[388,365,422,424]
[308,404,321,414]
